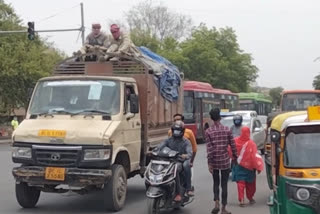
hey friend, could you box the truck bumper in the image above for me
[13,166,112,187]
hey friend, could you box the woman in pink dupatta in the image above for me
[232,126,263,207]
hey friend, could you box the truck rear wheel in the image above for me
[104,164,127,211]
[15,182,40,208]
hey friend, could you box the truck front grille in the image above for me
[33,146,81,167]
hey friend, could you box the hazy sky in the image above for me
[5,0,320,90]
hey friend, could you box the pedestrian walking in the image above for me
[205,108,237,214]
[231,126,264,207]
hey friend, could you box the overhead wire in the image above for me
[36,3,80,23]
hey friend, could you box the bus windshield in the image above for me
[282,93,320,111]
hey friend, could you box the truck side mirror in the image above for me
[129,94,139,114]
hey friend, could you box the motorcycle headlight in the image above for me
[149,174,155,183]
[12,147,32,159]
[155,174,164,183]
[83,149,110,160]
[296,188,310,201]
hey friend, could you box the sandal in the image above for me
[211,207,220,214]
[239,199,245,207]
[249,199,256,205]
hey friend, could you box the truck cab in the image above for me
[12,59,182,211]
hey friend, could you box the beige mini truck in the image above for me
[11,59,183,211]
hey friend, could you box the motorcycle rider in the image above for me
[230,114,243,137]
[156,120,193,202]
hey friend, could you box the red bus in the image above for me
[183,81,239,142]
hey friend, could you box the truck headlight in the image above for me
[296,188,310,201]
[83,149,110,160]
[12,147,32,159]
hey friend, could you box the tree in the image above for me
[269,87,284,107]
[125,0,192,42]
[179,24,258,92]
[313,74,320,90]
[0,0,64,116]
[130,28,161,52]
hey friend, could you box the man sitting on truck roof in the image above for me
[75,23,109,60]
[102,24,140,61]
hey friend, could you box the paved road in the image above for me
[0,143,270,214]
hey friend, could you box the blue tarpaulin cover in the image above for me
[137,47,181,102]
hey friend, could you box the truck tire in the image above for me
[147,198,160,214]
[15,182,40,208]
[104,164,127,211]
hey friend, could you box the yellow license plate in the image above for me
[45,167,66,181]
[38,130,66,138]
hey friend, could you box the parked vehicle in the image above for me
[221,112,266,153]
[267,108,320,214]
[145,146,193,214]
[11,57,183,211]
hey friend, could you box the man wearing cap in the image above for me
[78,23,108,56]
[104,24,139,60]
[85,23,108,46]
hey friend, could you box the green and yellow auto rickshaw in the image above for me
[267,108,320,214]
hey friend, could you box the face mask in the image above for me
[173,130,182,136]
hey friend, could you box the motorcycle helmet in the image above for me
[171,120,185,138]
[233,114,243,127]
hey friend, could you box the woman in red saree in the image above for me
[232,126,264,207]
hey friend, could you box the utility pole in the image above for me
[80,2,85,45]
[0,2,85,44]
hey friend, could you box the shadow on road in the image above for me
[12,180,147,214]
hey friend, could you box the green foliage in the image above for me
[130,28,160,52]
[313,74,320,90]
[179,24,258,92]
[269,87,284,107]
[0,0,64,115]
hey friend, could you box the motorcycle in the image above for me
[145,146,194,214]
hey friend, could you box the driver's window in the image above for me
[124,84,135,114]
[253,120,261,130]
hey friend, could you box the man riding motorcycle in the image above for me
[155,121,193,202]
[230,114,243,137]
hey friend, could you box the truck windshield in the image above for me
[29,80,120,115]
[282,93,320,111]
[284,130,320,168]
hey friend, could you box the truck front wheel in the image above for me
[15,182,41,208]
[104,164,127,211]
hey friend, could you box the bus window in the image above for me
[183,96,194,120]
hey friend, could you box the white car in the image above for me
[220,115,266,153]
[231,110,258,118]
